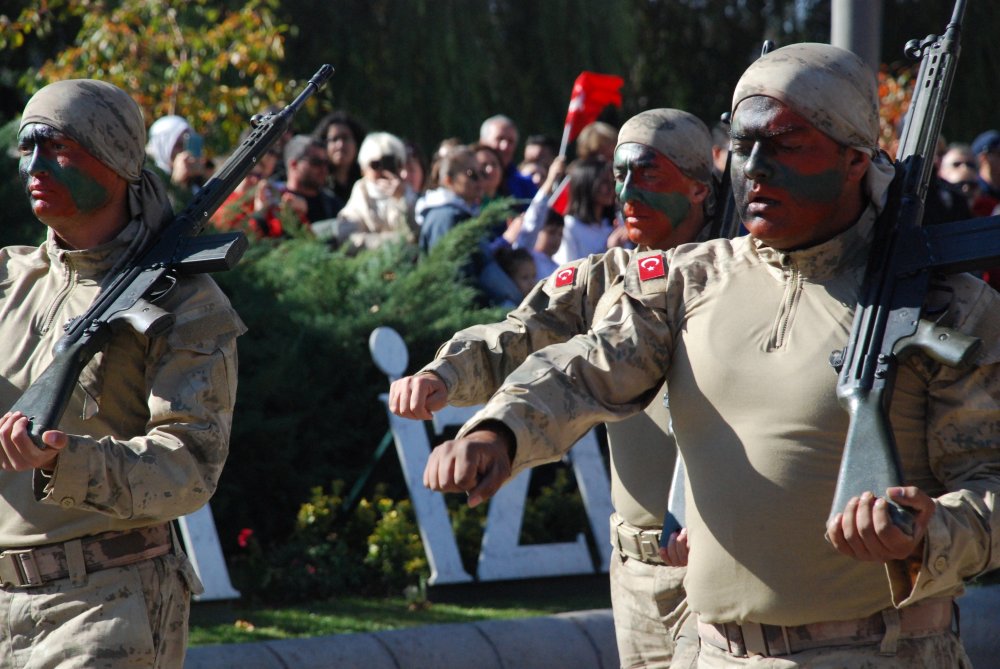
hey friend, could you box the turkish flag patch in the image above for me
[554,266,577,287]
[638,254,666,281]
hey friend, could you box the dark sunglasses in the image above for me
[306,156,329,167]
[464,168,481,181]
[370,156,400,173]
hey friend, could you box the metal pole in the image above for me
[831,0,884,72]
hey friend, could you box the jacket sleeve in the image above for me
[421,251,628,406]
[35,280,246,522]
[457,250,675,473]
[889,277,1000,605]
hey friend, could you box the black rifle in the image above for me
[12,65,335,446]
[828,1,1000,532]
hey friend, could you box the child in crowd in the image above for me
[529,208,563,281]
[494,247,538,301]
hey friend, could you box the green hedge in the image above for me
[211,204,510,556]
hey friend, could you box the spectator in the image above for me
[417,146,482,253]
[282,134,345,225]
[938,143,980,211]
[522,133,558,173]
[335,131,418,253]
[479,115,537,199]
[145,114,208,206]
[313,110,366,202]
[528,207,564,281]
[403,140,429,195]
[494,246,537,301]
[472,143,505,206]
[552,157,618,264]
[971,129,1000,216]
[428,137,463,190]
[210,142,293,238]
[575,121,617,162]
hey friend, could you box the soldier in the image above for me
[391,108,715,668]
[425,44,999,667]
[1,80,244,667]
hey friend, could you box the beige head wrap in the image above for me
[19,79,172,232]
[617,109,713,185]
[731,43,895,212]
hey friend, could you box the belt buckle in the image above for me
[0,549,43,588]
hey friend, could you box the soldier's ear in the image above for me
[688,180,710,205]
[846,148,871,183]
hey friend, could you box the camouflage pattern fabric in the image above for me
[617,110,714,186]
[0,552,194,668]
[610,550,687,669]
[460,206,1000,632]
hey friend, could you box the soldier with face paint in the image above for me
[0,80,244,667]
[391,109,716,669]
[426,44,1000,668]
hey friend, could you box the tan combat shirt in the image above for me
[0,219,245,547]
[462,208,1000,625]
[422,246,675,528]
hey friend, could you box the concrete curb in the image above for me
[185,587,999,668]
[185,609,618,669]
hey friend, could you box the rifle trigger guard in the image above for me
[891,318,981,368]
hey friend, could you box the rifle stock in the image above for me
[829,2,968,532]
[11,65,335,445]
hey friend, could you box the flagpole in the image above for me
[558,122,571,158]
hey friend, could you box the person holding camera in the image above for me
[145,114,208,207]
[335,131,419,253]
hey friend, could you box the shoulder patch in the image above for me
[553,265,577,288]
[638,253,666,281]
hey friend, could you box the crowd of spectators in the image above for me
[190,102,1000,308]
[198,108,637,307]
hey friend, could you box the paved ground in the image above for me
[185,585,999,668]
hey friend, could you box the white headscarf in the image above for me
[146,114,192,174]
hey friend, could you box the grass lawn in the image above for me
[189,574,612,646]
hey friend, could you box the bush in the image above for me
[211,203,511,561]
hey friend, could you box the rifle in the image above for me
[12,65,335,446]
[828,1,995,532]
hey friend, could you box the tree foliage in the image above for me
[2,0,290,150]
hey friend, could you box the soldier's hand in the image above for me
[423,429,512,507]
[826,487,934,562]
[659,528,689,567]
[389,373,448,420]
[0,411,67,472]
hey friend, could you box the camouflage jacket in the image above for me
[422,246,676,528]
[461,207,1000,625]
[0,219,245,547]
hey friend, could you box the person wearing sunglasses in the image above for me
[335,131,419,253]
[281,134,345,226]
[417,145,483,253]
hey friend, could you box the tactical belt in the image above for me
[0,523,172,589]
[697,597,955,658]
[610,514,664,565]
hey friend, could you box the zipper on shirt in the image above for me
[767,254,802,351]
[40,255,76,336]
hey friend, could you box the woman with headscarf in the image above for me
[146,114,208,205]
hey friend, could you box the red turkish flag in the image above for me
[562,71,624,144]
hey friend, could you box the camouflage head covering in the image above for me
[19,79,172,232]
[617,109,713,185]
[731,42,878,151]
[731,43,895,212]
